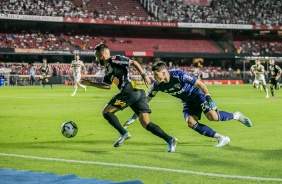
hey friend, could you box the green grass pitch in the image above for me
[0,84,281,184]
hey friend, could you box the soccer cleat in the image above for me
[234,111,252,127]
[167,137,178,152]
[114,132,131,147]
[214,135,230,148]
[271,96,275,98]
[71,93,76,96]
[266,94,269,98]
[123,118,136,129]
[84,86,87,92]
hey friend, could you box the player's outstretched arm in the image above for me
[130,60,150,88]
[81,79,111,90]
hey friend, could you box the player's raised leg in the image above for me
[233,111,252,127]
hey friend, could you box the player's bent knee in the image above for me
[187,121,195,128]
[205,112,218,121]
[103,112,112,120]
[139,120,149,129]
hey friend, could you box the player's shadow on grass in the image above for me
[225,146,282,160]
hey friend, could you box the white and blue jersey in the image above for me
[148,69,210,120]
[148,70,201,101]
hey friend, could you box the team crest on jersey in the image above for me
[174,83,181,89]
[114,100,126,107]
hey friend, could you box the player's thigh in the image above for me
[130,90,151,116]
[73,75,81,82]
[260,78,266,85]
[102,104,120,114]
[253,79,259,85]
[138,112,151,128]
[183,100,203,126]
[107,90,138,110]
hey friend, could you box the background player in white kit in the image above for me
[250,60,269,98]
[70,54,87,96]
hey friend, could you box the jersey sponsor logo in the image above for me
[112,60,128,65]
[174,83,181,89]
[167,88,185,96]
[114,100,126,107]
[183,74,194,81]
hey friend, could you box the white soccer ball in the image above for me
[61,121,78,138]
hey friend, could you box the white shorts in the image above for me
[253,78,266,85]
[73,74,81,82]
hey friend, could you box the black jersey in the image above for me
[269,64,282,78]
[40,63,50,74]
[102,55,132,90]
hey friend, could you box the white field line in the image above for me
[0,153,281,182]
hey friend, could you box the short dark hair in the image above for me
[152,61,167,72]
[94,43,108,52]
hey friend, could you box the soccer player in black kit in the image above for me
[40,58,53,89]
[268,59,282,98]
[81,44,178,152]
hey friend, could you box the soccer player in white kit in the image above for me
[70,54,87,96]
[250,60,269,98]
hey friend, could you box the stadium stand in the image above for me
[0,29,222,53]
[0,0,281,86]
[1,0,281,25]
[233,34,282,55]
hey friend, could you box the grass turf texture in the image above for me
[0,85,281,184]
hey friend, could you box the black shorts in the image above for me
[41,73,48,79]
[270,78,279,89]
[108,83,151,115]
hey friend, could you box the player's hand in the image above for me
[141,73,150,88]
[205,95,217,111]
[144,76,151,88]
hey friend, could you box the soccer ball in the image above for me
[61,121,78,138]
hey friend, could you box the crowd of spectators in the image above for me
[2,28,282,55]
[235,35,282,55]
[151,0,282,25]
[0,31,72,50]
[1,0,282,25]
